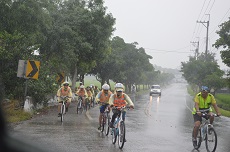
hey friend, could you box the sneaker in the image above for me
[98,126,101,130]
[66,107,68,112]
[109,122,114,128]
[58,113,62,117]
[192,138,198,149]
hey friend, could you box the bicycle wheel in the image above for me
[105,113,110,136]
[112,128,117,144]
[61,104,65,122]
[77,100,82,114]
[205,127,217,152]
[100,115,105,132]
[192,128,202,149]
[118,121,126,149]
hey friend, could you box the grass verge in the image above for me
[187,85,230,117]
[4,109,32,123]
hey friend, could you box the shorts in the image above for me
[100,104,109,113]
[112,109,126,120]
[193,113,210,122]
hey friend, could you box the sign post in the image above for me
[17,60,40,99]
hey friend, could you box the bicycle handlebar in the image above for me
[112,106,131,110]
[199,112,220,117]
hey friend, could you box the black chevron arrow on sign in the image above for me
[57,73,64,83]
[27,61,38,77]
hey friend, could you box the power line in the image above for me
[144,45,191,53]
[209,7,230,38]
[191,0,207,41]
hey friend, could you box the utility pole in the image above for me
[197,14,210,59]
[190,41,199,59]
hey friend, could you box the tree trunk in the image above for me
[80,74,85,85]
[71,65,78,91]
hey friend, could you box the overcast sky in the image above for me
[104,0,230,70]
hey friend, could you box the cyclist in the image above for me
[75,85,87,107]
[89,85,95,107]
[95,84,113,130]
[109,83,134,128]
[86,86,93,108]
[94,86,100,98]
[131,83,136,94]
[57,81,72,117]
[192,86,221,149]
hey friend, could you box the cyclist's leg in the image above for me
[208,112,214,124]
[98,105,106,129]
[58,102,62,116]
[110,109,120,127]
[82,97,86,107]
[192,114,201,148]
[122,111,126,121]
[193,114,201,138]
[66,100,71,112]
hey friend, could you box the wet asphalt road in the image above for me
[8,82,230,152]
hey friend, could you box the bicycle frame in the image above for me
[100,104,110,135]
[111,106,127,149]
[76,95,84,114]
[58,96,69,122]
[193,110,218,152]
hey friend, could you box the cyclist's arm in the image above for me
[57,88,61,96]
[194,102,200,112]
[109,94,115,106]
[194,94,200,112]
[124,94,134,107]
[95,92,102,103]
[212,103,220,115]
[84,90,88,98]
[57,89,61,101]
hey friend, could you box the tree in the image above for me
[0,0,54,102]
[181,53,225,91]
[213,18,230,67]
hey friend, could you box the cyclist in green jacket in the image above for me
[192,86,221,149]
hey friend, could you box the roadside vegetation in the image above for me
[187,85,230,117]
[1,1,229,120]
[4,108,32,123]
[0,0,174,108]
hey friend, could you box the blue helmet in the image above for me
[201,86,209,92]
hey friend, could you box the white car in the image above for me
[150,85,161,96]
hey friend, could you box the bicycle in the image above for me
[192,110,219,152]
[99,104,110,135]
[58,96,70,122]
[76,95,84,114]
[111,106,128,149]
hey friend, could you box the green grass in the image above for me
[187,85,230,117]
[75,75,116,90]
[215,94,230,111]
[4,109,32,123]
[215,94,230,104]
[218,108,230,117]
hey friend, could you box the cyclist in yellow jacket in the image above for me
[192,86,221,149]
[75,85,88,108]
[57,81,72,117]
[95,84,112,130]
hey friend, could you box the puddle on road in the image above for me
[145,95,161,116]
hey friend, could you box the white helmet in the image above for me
[115,83,124,91]
[115,83,123,88]
[79,85,84,89]
[62,81,69,86]
[102,84,110,90]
